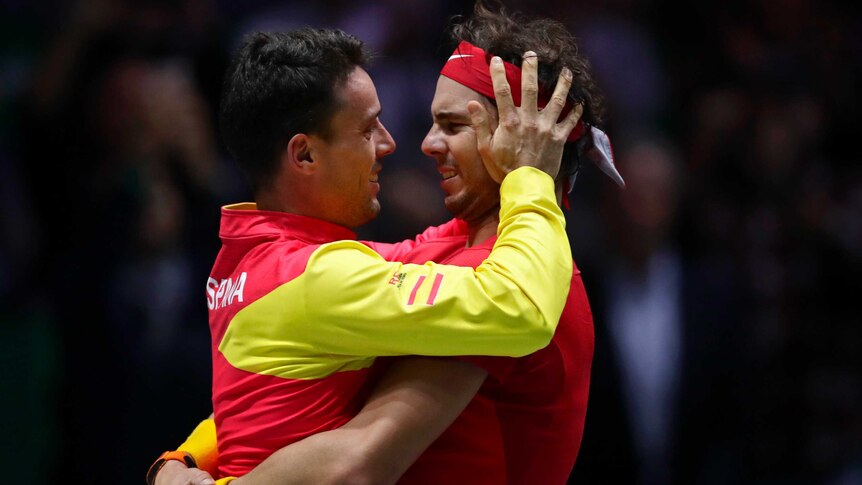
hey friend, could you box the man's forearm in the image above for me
[236,358,487,485]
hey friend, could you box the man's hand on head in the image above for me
[469,51,583,183]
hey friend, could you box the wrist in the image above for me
[154,460,189,485]
[147,450,197,485]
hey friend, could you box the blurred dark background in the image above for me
[0,0,859,483]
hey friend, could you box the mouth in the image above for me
[439,169,458,181]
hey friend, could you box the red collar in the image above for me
[219,203,357,244]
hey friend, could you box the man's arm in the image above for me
[154,359,486,485]
[235,358,487,485]
[155,462,216,485]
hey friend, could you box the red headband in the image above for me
[439,40,626,197]
[440,41,586,142]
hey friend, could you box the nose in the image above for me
[376,120,396,158]
[421,125,445,158]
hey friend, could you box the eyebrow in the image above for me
[362,107,383,126]
[433,109,471,122]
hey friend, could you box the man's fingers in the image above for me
[191,472,216,485]
[468,100,492,157]
[544,67,573,123]
[520,51,539,114]
[470,100,507,183]
[488,56,516,122]
[559,103,584,138]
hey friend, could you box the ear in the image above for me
[283,133,316,175]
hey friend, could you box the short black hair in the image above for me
[219,29,370,193]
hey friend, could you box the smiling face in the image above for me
[421,75,500,226]
[309,67,396,228]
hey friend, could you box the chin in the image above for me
[443,195,466,216]
[363,201,382,223]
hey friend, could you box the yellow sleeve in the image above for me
[215,479,235,484]
[223,167,571,366]
[177,417,218,476]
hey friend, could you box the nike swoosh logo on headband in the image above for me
[448,54,474,61]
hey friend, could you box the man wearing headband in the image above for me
[151,3,622,484]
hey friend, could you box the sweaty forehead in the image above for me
[431,75,487,118]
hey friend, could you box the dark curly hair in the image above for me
[219,29,370,193]
[448,1,606,181]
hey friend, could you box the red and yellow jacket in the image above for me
[206,167,571,477]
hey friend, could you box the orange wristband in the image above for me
[146,450,197,485]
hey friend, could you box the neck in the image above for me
[255,189,289,213]
[466,211,499,248]
[255,186,318,221]
[466,184,564,247]
[464,185,565,247]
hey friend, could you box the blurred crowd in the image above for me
[0,0,859,484]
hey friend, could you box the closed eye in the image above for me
[363,120,380,139]
[438,119,471,134]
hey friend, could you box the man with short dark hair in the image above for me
[147,19,586,485]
